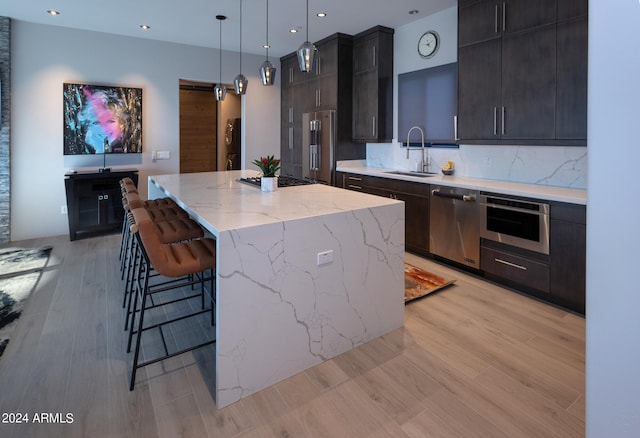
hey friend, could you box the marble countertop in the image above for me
[337,162,587,205]
[149,170,402,237]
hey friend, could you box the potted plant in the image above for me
[252,155,281,192]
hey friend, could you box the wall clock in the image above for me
[418,30,439,59]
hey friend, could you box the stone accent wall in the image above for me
[0,17,10,243]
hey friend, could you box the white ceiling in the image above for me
[0,0,456,58]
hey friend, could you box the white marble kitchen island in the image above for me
[148,170,405,408]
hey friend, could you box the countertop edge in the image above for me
[336,164,587,206]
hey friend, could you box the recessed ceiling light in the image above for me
[47,9,61,16]
[263,44,271,49]
[140,24,151,30]
[317,12,327,18]
[289,28,298,33]
[409,9,419,15]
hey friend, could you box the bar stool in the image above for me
[120,192,205,330]
[127,206,216,391]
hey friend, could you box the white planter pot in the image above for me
[261,177,277,192]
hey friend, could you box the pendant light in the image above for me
[259,0,277,86]
[214,15,227,102]
[296,0,317,72]
[233,0,248,95]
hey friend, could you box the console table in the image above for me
[64,169,138,241]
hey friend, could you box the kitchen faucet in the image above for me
[406,126,429,173]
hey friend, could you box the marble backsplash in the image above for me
[365,142,588,189]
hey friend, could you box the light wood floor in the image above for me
[0,234,585,438]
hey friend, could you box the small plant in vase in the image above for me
[252,155,281,177]
[253,155,281,191]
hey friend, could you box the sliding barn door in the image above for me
[179,87,217,173]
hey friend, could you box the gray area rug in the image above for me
[0,246,52,357]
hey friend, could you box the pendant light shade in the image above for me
[260,0,277,86]
[214,83,226,101]
[260,59,276,86]
[233,0,248,95]
[215,15,227,102]
[297,0,317,72]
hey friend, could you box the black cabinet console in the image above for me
[64,170,138,241]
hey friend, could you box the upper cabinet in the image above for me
[457,0,588,145]
[279,34,358,180]
[352,26,394,143]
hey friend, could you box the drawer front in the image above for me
[343,174,367,191]
[481,246,550,293]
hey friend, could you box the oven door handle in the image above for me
[432,190,476,202]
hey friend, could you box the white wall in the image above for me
[10,21,279,241]
[586,0,640,436]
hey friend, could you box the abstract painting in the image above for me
[63,83,142,155]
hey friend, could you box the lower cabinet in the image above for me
[337,171,585,314]
[338,172,429,255]
[481,239,551,295]
[65,170,138,241]
[481,201,586,315]
[549,201,586,314]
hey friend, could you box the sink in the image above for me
[385,170,438,178]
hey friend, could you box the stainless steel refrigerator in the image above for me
[302,110,336,184]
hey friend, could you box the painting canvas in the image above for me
[63,83,142,154]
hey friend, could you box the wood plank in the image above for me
[0,235,586,437]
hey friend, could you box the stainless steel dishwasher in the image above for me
[429,185,480,268]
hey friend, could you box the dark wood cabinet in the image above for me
[338,172,429,255]
[64,170,138,241]
[352,26,394,143]
[457,39,502,140]
[459,0,557,46]
[501,26,557,140]
[481,198,585,315]
[457,0,587,145]
[280,34,359,182]
[549,202,586,314]
[556,15,588,140]
[338,171,586,313]
[481,240,551,294]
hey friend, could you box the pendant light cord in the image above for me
[265,0,269,60]
[239,0,243,73]
[306,0,309,41]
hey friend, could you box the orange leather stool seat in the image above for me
[127,206,216,391]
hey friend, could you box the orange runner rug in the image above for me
[404,263,455,303]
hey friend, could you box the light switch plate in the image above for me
[317,250,333,266]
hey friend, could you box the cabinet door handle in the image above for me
[502,2,506,32]
[372,116,376,137]
[501,106,506,135]
[495,4,499,34]
[288,126,293,150]
[289,66,293,83]
[348,184,362,190]
[288,107,293,124]
[98,195,104,201]
[495,258,527,271]
[348,176,362,181]
[493,107,498,135]
[372,44,377,67]
[454,115,459,140]
[317,89,321,107]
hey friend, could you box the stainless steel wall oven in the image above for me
[480,193,550,254]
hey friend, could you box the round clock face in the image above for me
[418,31,439,59]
